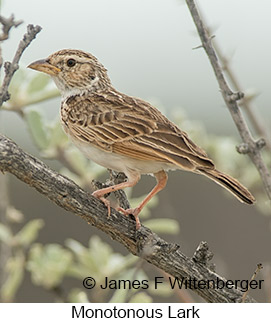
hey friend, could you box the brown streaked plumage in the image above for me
[28,49,255,229]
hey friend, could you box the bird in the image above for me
[28,49,255,229]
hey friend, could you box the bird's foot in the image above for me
[92,190,141,229]
[92,191,111,217]
[117,207,141,229]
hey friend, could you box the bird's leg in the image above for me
[117,170,168,229]
[92,172,140,216]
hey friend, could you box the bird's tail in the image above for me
[197,168,255,204]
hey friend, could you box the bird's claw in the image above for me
[117,207,141,229]
[92,191,141,229]
[92,192,111,217]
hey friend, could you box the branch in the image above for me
[194,8,271,151]
[0,134,256,303]
[0,24,42,106]
[0,14,23,69]
[185,0,271,200]
[213,41,271,151]
[0,15,23,42]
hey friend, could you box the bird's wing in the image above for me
[62,92,214,170]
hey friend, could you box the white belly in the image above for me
[71,138,176,176]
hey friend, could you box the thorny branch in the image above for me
[0,23,42,106]
[185,0,271,200]
[214,42,271,151]
[196,8,271,151]
[0,134,256,303]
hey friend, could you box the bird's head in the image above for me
[28,49,112,97]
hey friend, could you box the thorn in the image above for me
[192,44,203,50]
[192,35,216,50]
[241,263,263,303]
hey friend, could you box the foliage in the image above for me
[0,218,44,302]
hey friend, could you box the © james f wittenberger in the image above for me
[82,275,264,292]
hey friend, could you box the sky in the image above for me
[1,0,271,137]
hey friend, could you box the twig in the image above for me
[0,15,23,42]
[201,22,271,150]
[185,0,271,200]
[3,89,60,114]
[241,263,263,302]
[218,51,271,150]
[0,24,42,106]
[0,14,23,69]
[262,264,271,302]
[0,133,256,303]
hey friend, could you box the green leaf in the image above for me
[25,108,49,150]
[109,288,130,303]
[46,119,69,149]
[63,147,89,176]
[15,219,44,247]
[6,206,24,223]
[27,243,73,289]
[143,218,180,234]
[109,268,148,303]
[0,222,12,244]
[27,73,51,94]
[129,292,153,303]
[67,289,90,303]
[1,253,25,302]
[88,236,113,270]
[66,239,99,277]
[66,236,129,282]
[8,69,27,100]
[66,239,87,255]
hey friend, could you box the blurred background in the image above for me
[0,0,271,302]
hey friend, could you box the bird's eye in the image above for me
[67,59,76,67]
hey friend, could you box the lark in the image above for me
[28,49,255,229]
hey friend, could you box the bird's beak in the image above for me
[27,59,61,76]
